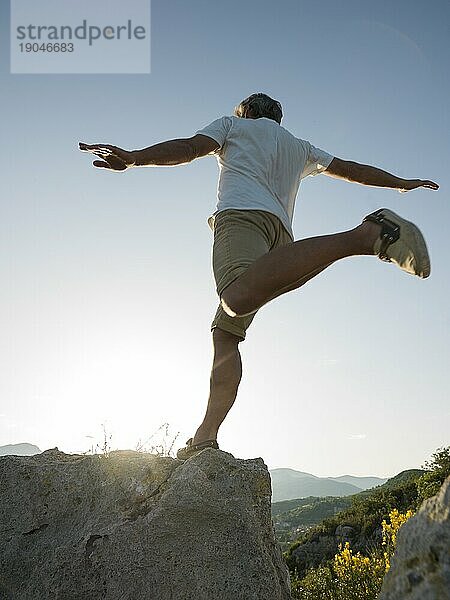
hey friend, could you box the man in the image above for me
[80,92,439,461]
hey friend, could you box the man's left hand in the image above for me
[400,179,439,192]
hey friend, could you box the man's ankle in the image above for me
[193,427,217,444]
[355,221,381,255]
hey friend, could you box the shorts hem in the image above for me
[211,322,246,341]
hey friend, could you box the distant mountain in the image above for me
[356,469,422,497]
[332,475,387,490]
[0,443,41,456]
[270,468,387,502]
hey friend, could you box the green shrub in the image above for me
[416,446,450,506]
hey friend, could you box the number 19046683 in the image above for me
[19,42,74,52]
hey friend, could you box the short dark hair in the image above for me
[234,93,283,124]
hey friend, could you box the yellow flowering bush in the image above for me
[332,542,385,599]
[334,541,384,577]
[382,508,413,570]
[291,508,414,600]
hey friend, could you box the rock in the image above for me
[378,475,450,600]
[335,524,355,543]
[290,532,337,575]
[0,448,291,600]
[288,522,376,579]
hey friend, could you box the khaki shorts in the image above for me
[211,209,294,341]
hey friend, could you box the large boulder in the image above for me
[378,475,450,600]
[0,447,291,600]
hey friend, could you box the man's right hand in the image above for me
[79,142,136,171]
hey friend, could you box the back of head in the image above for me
[234,93,283,124]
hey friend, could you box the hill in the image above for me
[0,443,41,456]
[270,467,386,502]
[283,468,426,579]
[272,469,422,551]
[332,474,387,489]
[272,495,352,551]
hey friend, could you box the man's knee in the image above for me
[220,292,239,317]
[221,281,255,318]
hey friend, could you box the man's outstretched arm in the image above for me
[324,157,439,192]
[79,134,219,171]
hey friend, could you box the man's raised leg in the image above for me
[191,327,242,445]
[222,220,381,317]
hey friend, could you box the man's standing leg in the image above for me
[191,328,242,445]
[176,210,271,458]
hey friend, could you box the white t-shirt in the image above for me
[196,115,334,237]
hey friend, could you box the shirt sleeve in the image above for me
[300,141,334,178]
[195,116,233,151]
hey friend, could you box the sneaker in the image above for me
[363,208,430,278]
[176,438,219,461]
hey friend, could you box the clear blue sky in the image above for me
[1,0,448,477]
